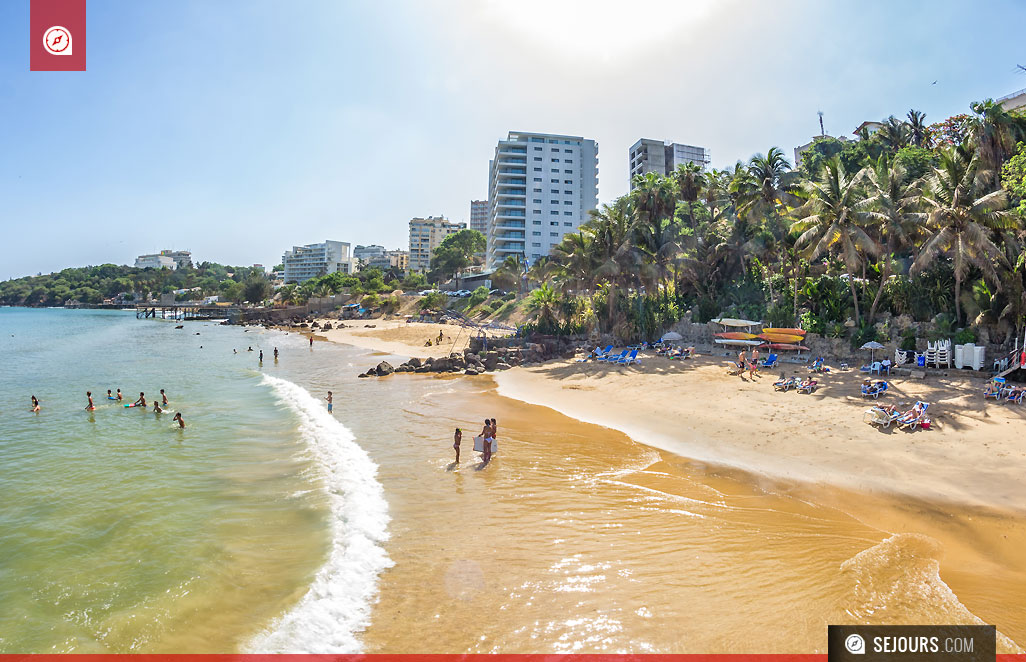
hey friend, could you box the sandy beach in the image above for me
[316,324,1026,512]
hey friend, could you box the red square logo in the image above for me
[31,0,87,71]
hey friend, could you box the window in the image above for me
[532,242,541,247]
[533,177,542,182]
[564,211,573,216]
[550,210,558,215]
[533,146,542,151]
[532,220,541,225]
[550,178,558,183]
[532,210,541,214]
[550,189,559,194]
[564,179,572,184]
[550,221,558,226]
[552,158,560,163]
[533,157,541,161]
[532,231,541,236]
[564,190,572,195]
[551,168,559,172]
[564,201,573,205]
[564,148,572,153]
[530,137,544,143]
[564,169,572,174]
[533,199,541,203]
[533,167,541,172]
[550,232,558,237]
[565,159,572,164]
[550,199,558,204]
[551,147,558,151]
[548,139,558,143]
[564,222,573,226]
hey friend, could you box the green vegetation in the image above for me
[428,229,486,284]
[0,262,268,306]
[518,101,1026,344]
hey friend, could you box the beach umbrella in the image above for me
[860,341,885,362]
[660,331,683,342]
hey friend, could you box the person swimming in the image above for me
[31,395,40,412]
[172,412,185,428]
[153,401,163,414]
[85,391,95,411]
[107,389,114,400]
[134,392,146,407]
[248,346,253,352]
[160,389,168,405]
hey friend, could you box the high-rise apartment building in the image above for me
[628,139,710,190]
[281,240,356,283]
[408,216,466,272]
[470,200,488,235]
[487,131,598,268]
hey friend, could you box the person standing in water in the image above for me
[479,418,493,463]
[325,391,333,413]
[309,336,314,347]
[134,392,146,407]
[273,347,279,360]
[160,389,168,406]
[259,350,263,362]
[31,395,40,412]
[172,412,185,428]
[116,388,123,401]
[453,427,462,463]
[153,401,163,414]
[107,389,114,400]
[85,391,95,411]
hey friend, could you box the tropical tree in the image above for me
[879,115,910,152]
[912,148,1016,325]
[791,157,880,324]
[859,156,925,322]
[907,109,931,148]
[969,99,1026,175]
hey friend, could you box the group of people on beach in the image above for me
[30,388,185,428]
[735,348,761,379]
[452,418,497,464]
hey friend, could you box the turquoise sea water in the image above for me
[0,308,388,652]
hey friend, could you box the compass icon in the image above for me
[44,26,72,55]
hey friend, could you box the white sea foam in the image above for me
[247,374,392,653]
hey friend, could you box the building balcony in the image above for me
[495,210,526,218]
[498,168,526,175]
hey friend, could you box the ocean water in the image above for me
[2,308,1024,653]
[0,308,388,652]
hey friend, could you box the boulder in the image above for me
[375,361,394,376]
[408,357,422,368]
[415,365,432,373]
[433,358,450,372]
[483,351,499,371]
[358,372,371,378]
[496,362,512,371]
[464,367,480,375]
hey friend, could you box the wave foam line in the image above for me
[248,374,393,653]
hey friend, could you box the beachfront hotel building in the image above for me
[281,240,356,283]
[408,216,466,272]
[470,200,488,235]
[135,250,192,270]
[487,131,599,268]
[628,139,709,190]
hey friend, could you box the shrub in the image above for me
[502,292,516,302]
[900,329,917,351]
[361,293,380,308]
[420,291,448,310]
[468,286,489,307]
[477,303,494,315]
[953,328,977,344]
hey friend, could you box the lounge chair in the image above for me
[761,353,778,368]
[864,406,900,428]
[598,349,628,363]
[897,401,930,430]
[774,376,797,391]
[860,381,888,399]
[983,378,1004,400]
[617,348,640,365]
[1005,387,1024,404]
[796,379,818,394]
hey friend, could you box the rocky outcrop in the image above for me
[359,345,540,378]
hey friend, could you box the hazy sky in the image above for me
[2,0,1025,279]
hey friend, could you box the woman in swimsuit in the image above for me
[453,427,462,463]
[31,395,40,412]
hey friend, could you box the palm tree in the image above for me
[912,147,1016,325]
[879,116,910,152]
[791,157,880,324]
[494,254,526,294]
[907,109,930,148]
[587,198,635,327]
[551,230,595,293]
[859,156,926,322]
[969,99,1026,174]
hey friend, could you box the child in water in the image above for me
[116,388,122,401]
[134,392,146,407]
[31,395,40,412]
[172,412,185,428]
[325,391,333,413]
[160,389,168,405]
[85,391,95,411]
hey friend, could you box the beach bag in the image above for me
[920,419,931,430]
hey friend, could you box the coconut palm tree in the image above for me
[587,198,636,326]
[907,109,930,148]
[494,254,527,294]
[791,157,880,324]
[912,147,1016,325]
[969,99,1026,175]
[859,156,926,322]
[879,116,910,152]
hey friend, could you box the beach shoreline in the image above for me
[313,324,1026,513]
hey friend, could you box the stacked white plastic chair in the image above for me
[894,348,909,366]
[931,339,951,368]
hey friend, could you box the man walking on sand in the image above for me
[749,348,760,378]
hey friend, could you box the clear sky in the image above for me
[2,0,1025,279]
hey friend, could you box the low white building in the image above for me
[135,250,192,270]
[282,240,356,283]
[998,87,1026,112]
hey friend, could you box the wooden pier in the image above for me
[134,304,239,321]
